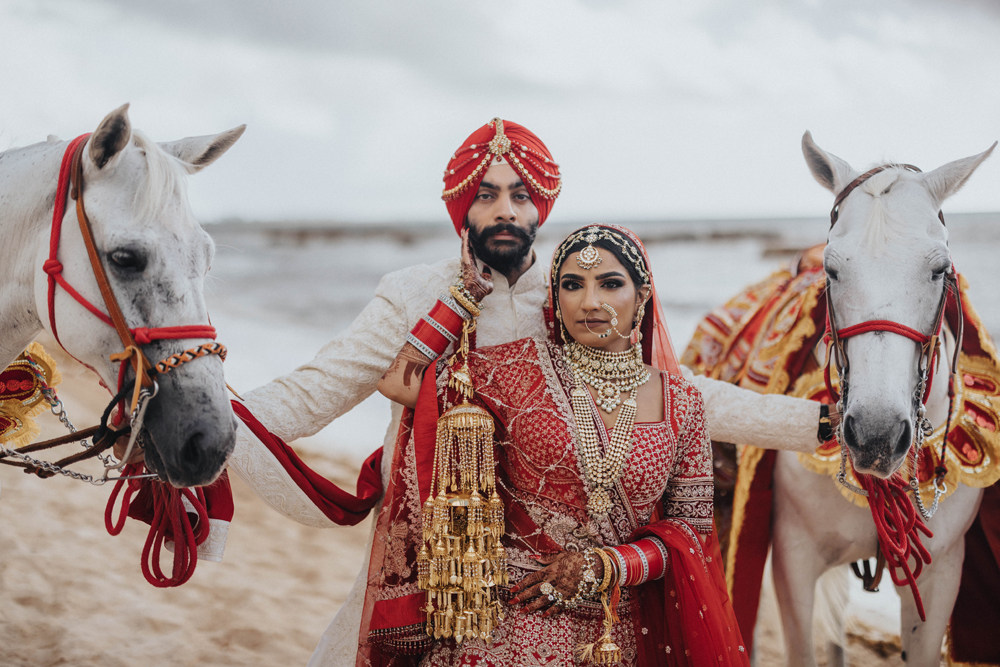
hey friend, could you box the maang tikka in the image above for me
[576,230,603,270]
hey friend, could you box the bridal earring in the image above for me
[556,307,571,343]
[630,297,648,346]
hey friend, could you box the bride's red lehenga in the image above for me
[358,226,748,667]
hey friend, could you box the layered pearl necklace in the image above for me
[564,342,651,518]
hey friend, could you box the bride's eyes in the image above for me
[560,278,625,291]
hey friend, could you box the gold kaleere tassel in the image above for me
[578,588,622,664]
[418,318,507,643]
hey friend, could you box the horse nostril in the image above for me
[843,414,859,450]
[180,431,203,469]
[893,419,912,458]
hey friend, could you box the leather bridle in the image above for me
[0,133,227,481]
[44,133,226,415]
[823,162,963,519]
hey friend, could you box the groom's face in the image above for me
[465,163,538,274]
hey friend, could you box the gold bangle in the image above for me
[599,547,619,592]
[595,547,614,593]
[454,283,484,312]
[449,285,482,317]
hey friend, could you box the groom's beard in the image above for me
[467,221,538,274]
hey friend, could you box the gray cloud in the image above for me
[2,0,999,222]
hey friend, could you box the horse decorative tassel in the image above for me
[0,343,62,449]
[417,317,507,643]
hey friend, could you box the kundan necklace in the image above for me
[564,341,650,412]
[565,342,651,518]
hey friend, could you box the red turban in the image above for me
[441,118,562,234]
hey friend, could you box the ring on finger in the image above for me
[539,582,555,596]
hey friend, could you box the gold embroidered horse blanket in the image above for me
[682,247,1000,665]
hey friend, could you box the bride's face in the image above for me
[557,250,650,352]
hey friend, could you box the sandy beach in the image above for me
[0,343,907,666]
[5,215,996,665]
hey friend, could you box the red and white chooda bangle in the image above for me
[405,293,471,360]
[606,537,668,586]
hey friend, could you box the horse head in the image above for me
[802,132,995,478]
[34,104,245,487]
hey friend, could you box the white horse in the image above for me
[768,134,995,666]
[0,104,244,487]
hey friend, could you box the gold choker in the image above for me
[563,342,650,413]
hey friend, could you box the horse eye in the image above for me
[931,268,947,281]
[825,267,839,282]
[109,249,147,272]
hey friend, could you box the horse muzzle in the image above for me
[139,363,236,488]
[842,408,912,478]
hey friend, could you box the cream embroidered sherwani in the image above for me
[226,254,820,667]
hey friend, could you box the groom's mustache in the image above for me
[478,223,534,245]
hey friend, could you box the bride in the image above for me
[370,224,748,666]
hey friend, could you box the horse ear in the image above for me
[801,131,857,195]
[90,103,132,170]
[920,142,997,206]
[159,125,247,174]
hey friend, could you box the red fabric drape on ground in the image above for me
[729,450,777,654]
[442,118,561,234]
[950,482,1000,664]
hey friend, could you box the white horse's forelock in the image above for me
[858,168,903,256]
[130,130,190,224]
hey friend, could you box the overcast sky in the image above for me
[2,0,999,224]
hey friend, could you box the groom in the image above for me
[227,117,824,667]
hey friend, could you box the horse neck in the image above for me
[0,142,66,367]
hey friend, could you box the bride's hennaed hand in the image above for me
[508,550,604,617]
[461,228,493,303]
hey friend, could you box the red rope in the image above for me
[856,472,934,622]
[47,134,92,351]
[104,463,210,587]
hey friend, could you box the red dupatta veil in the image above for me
[356,225,747,666]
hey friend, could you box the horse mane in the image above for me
[131,130,190,224]
[858,167,903,256]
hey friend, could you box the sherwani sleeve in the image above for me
[681,365,820,453]
[239,274,411,443]
[664,381,715,534]
[225,272,420,529]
